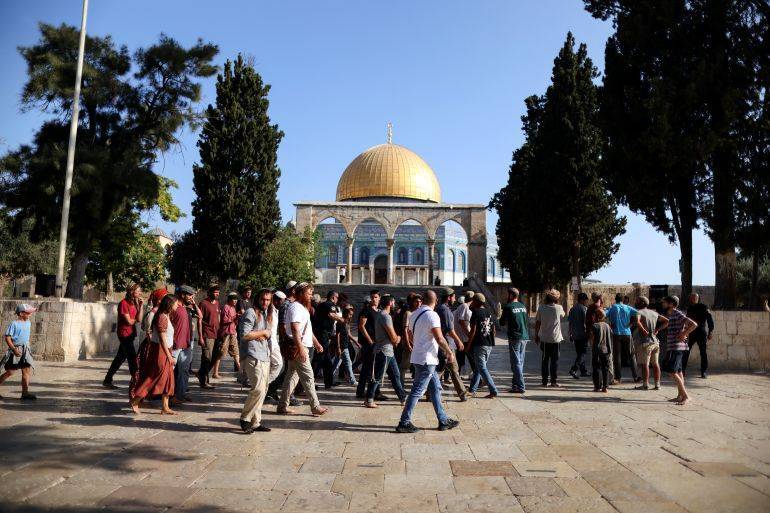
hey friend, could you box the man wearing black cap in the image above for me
[170,285,197,402]
[436,289,468,400]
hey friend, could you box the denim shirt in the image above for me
[238,307,273,362]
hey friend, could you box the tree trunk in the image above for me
[679,226,693,300]
[107,271,114,298]
[714,246,737,309]
[64,251,89,299]
[749,247,759,309]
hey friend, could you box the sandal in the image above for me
[311,406,329,416]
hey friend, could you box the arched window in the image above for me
[459,252,466,272]
[414,248,424,265]
[328,246,338,265]
[449,249,456,273]
[359,247,370,265]
[489,257,496,277]
[398,247,408,264]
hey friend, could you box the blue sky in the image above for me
[0,0,715,285]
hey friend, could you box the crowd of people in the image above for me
[0,281,715,427]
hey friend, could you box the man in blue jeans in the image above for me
[500,287,529,393]
[466,293,499,398]
[396,290,459,433]
[365,295,406,407]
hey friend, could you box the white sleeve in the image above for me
[428,311,441,330]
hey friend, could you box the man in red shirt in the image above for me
[103,284,143,388]
[213,292,241,378]
[169,285,196,402]
[197,285,220,388]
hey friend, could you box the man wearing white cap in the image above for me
[0,303,38,400]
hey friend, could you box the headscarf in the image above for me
[150,288,168,306]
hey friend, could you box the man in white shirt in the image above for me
[277,283,329,416]
[396,290,460,433]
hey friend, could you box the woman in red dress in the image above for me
[130,294,178,415]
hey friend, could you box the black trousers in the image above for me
[570,338,588,374]
[592,351,610,389]
[105,334,137,382]
[540,342,560,384]
[612,334,638,380]
[356,345,374,396]
[318,331,336,388]
[682,333,708,375]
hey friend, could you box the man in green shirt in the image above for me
[500,287,529,393]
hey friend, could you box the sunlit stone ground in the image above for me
[2,337,769,512]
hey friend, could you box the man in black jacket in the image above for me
[683,293,714,378]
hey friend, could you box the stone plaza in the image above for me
[2,337,769,513]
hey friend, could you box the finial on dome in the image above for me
[386,122,393,144]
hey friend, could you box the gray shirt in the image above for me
[536,303,566,343]
[374,310,395,357]
[633,308,660,347]
[238,307,272,362]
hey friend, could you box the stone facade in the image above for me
[0,299,119,362]
[699,310,770,372]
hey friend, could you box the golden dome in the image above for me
[336,143,442,203]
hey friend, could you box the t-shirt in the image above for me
[686,302,714,339]
[666,308,690,352]
[409,305,441,365]
[605,303,639,336]
[117,299,138,338]
[591,322,612,354]
[199,299,220,340]
[315,300,338,333]
[358,306,378,346]
[218,303,237,337]
[169,302,190,350]
[5,319,31,346]
[436,303,457,350]
[284,301,313,348]
[374,310,396,357]
[500,301,529,341]
[535,303,566,343]
[568,304,587,340]
[452,302,472,343]
[470,307,495,347]
[633,308,660,347]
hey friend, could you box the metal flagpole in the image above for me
[55,0,89,297]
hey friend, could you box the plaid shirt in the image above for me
[666,308,690,351]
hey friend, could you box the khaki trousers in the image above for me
[279,353,321,411]
[240,357,270,426]
[445,358,467,398]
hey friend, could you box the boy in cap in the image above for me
[0,304,37,399]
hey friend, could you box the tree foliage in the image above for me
[189,54,283,281]
[246,225,319,290]
[0,210,61,279]
[166,230,217,289]
[584,0,769,306]
[491,33,626,291]
[0,23,217,298]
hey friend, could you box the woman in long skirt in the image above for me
[130,294,178,415]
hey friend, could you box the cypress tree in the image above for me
[491,33,626,291]
[191,54,283,281]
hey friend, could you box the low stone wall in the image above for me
[0,299,119,362]
[695,310,770,372]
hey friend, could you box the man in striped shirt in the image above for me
[661,296,698,405]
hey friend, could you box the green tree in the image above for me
[0,210,61,279]
[0,23,217,298]
[491,33,626,291]
[247,225,318,290]
[190,54,283,281]
[585,0,768,306]
[166,230,216,289]
[86,213,167,292]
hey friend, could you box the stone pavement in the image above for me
[1,338,770,513]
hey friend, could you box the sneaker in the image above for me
[700,372,708,379]
[102,380,118,389]
[569,369,579,379]
[549,382,561,388]
[396,422,420,433]
[634,384,649,390]
[20,393,37,400]
[508,388,525,394]
[438,418,460,431]
[653,383,661,390]
[253,424,271,432]
[484,392,498,399]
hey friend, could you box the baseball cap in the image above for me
[179,285,196,295]
[274,291,287,300]
[15,303,36,314]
